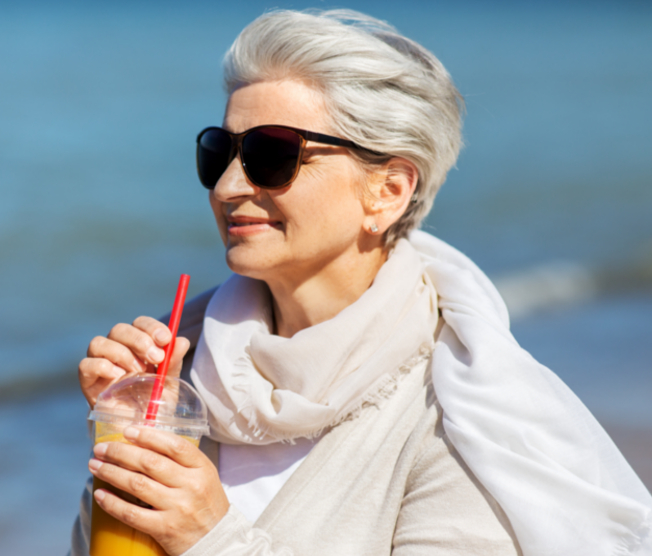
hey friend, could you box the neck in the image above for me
[266,246,387,338]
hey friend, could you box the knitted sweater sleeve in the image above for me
[68,477,93,556]
[67,476,294,556]
[180,505,293,556]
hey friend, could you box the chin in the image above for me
[225,246,277,281]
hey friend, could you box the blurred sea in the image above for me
[0,1,651,554]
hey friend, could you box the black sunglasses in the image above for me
[196,125,374,190]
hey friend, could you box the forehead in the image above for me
[222,80,332,134]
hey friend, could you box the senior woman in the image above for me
[70,9,652,556]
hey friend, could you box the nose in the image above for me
[211,156,261,202]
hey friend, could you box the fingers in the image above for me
[78,357,126,406]
[93,441,182,490]
[88,317,189,371]
[168,336,191,379]
[92,486,162,533]
[93,429,202,487]
[87,334,149,375]
[123,427,201,469]
[90,457,167,510]
[106,322,167,367]
[79,356,124,383]
[80,315,191,409]
[132,316,172,347]
[131,317,191,378]
[90,431,228,556]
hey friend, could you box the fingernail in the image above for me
[110,366,126,379]
[147,346,165,363]
[94,443,108,457]
[94,489,106,502]
[89,458,103,472]
[124,426,140,441]
[154,329,170,344]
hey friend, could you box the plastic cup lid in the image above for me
[89,374,209,434]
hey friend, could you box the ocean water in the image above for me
[0,2,651,552]
[2,0,651,389]
[1,0,651,402]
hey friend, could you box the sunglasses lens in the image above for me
[197,129,232,189]
[242,128,302,188]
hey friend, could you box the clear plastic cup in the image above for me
[88,373,209,556]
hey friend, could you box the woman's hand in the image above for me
[89,426,229,556]
[79,316,190,408]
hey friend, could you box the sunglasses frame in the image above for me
[196,124,375,190]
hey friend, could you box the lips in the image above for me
[227,216,280,226]
[226,215,282,235]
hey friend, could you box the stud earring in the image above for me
[370,223,379,233]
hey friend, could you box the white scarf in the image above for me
[191,230,652,555]
[191,239,437,444]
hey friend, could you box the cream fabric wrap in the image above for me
[191,238,437,444]
[191,230,652,555]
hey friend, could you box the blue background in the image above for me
[0,1,650,553]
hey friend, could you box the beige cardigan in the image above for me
[70,289,521,556]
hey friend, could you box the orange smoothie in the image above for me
[89,426,200,556]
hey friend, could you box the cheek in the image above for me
[209,194,228,245]
[282,171,366,241]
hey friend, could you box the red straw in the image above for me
[145,274,190,422]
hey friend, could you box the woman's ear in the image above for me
[363,157,418,236]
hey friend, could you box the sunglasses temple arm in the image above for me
[302,130,358,149]
[303,130,383,157]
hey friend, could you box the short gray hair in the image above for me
[223,9,464,247]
